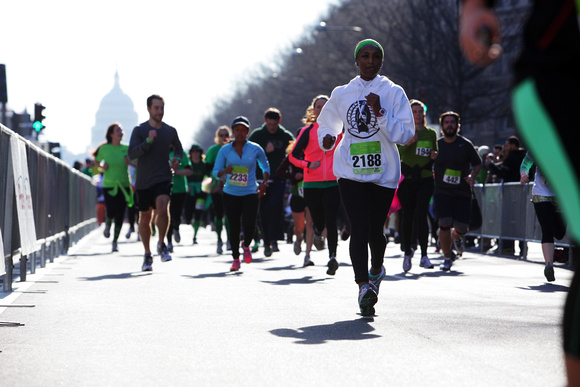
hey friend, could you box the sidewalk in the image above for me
[0,223,572,386]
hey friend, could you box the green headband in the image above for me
[354,39,384,59]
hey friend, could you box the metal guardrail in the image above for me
[1,124,97,292]
[468,182,573,256]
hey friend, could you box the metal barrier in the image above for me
[1,124,97,292]
[468,182,573,256]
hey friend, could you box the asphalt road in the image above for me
[0,224,573,386]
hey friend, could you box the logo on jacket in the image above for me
[346,100,379,139]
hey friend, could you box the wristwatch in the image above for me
[377,108,386,117]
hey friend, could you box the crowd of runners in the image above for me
[71,0,580,381]
[76,26,579,381]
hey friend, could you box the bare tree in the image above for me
[194,0,530,149]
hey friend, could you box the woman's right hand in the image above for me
[219,163,233,178]
[520,171,529,184]
[322,134,336,150]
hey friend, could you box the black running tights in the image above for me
[338,178,395,284]
[223,193,259,260]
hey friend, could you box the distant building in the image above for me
[89,71,138,152]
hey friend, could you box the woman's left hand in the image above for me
[365,92,382,116]
[257,182,268,198]
[309,160,321,169]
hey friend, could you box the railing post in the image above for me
[19,254,27,282]
[3,254,13,292]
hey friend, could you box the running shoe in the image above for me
[453,236,465,257]
[368,265,386,295]
[271,241,280,252]
[341,227,350,241]
[544,265,555,282]
[167,242,174,253]
[142,253,153,272]
[394,233,401,244]
[157,242,172,262]
[112,241,118,252]
[242,245,252,264]
[125,226,134,239]
[193,237,198,245]
[173,229,181,243]
[251,241,259,253]
[230,259,240,272]
[303,254,314,267]
[420,255,434,269]
[403,249,414,272]
[217,240,223,255]
[103,223,111,238]
[264,245,272,257]
[293,239,302,255]
[327,257,339,275]
[358,284,378,316]
[313,230,325,251]
[440,258,453,271]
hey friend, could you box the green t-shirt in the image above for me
[205,144,222,165]
[95,143,131,188]
[398,126,438,179]
[171,151,192,194]
[187,160,207,184]
[205,143,223,177]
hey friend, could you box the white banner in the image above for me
[10,136,38,255]
[0,227,5,276]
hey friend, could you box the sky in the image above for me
[1,0,341,159]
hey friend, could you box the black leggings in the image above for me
[338,178,395,284]
[533,200,566,244]
[167,192,187,244]
[184,192,207,224]
[397,177,434,256]
[211,192,225,219]
[223,193,259,260]
[104,187,128,242]
[304,185,340,258]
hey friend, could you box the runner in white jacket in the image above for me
[317,39,414,316]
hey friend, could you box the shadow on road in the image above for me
[385,270,465,281]
[183,271,243,279]
[270,318,380,344]
[68,252,110,257]
[178,254,212,259]
[517,283,569,293]
[262,265,299,272]
[261,276,328,286]
[79,272,153,281]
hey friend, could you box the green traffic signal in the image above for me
[33,103,46,132]
[33,120,44,132]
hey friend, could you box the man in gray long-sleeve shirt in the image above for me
[129,94,183,271]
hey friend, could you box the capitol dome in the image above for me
[90,71,139,152]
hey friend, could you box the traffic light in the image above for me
[33,103,45,132]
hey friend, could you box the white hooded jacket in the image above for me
[317,75,415,189]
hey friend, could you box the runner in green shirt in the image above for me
[167,149,192,252]
[94,122,133,253]
[204,126,231,254]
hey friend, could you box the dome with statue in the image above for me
[89,71,139,152]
